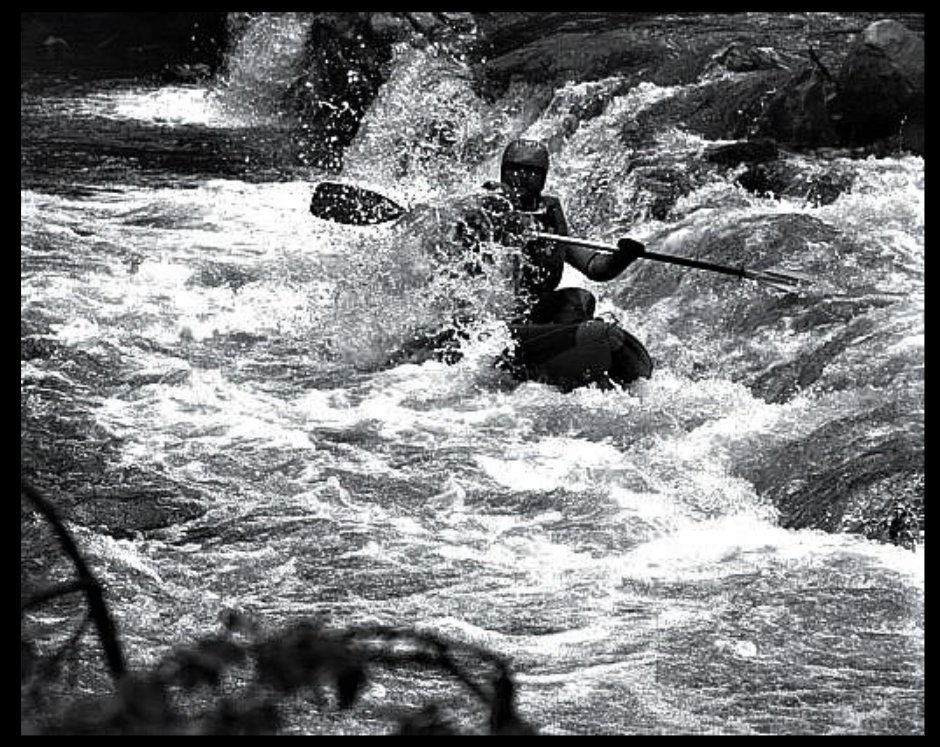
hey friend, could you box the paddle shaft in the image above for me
[532,232,750,281]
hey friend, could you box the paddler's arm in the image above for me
[543,195,570,237]
[538,195,642,281]
[564,238,645,281]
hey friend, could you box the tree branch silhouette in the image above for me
[21,481,537,734]
[21,479,126,680]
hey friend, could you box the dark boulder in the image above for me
[750,62,841,150]
[830,19,924,153]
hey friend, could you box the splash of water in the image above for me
[212,12,313,123]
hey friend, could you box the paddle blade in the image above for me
[743,267,815,291]
[309,181,406,225]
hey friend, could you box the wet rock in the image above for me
[704,138,779,166]
[751,62,840,150]
[749,317,876,404]
[618,212,841,312]
[479,28,669,94]
[636,71,792,142]
[24,406,206,538]
[745,427,923,532]
[830,19,924,153]
[626,165,697,222]
[702,39,798,75]
[735,160,855,206]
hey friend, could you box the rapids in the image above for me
[21,13,923,735]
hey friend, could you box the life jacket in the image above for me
[509,195,568,320]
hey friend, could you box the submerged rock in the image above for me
[704,138,779,166]
[68,481,206,537]
[745,424,923,532]
[735,160,855,206]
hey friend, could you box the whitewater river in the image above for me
[21,14,923,735]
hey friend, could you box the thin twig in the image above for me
[21,479,126,680]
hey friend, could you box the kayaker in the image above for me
[478,138,644,324]
[392,138,653,389]
[476,138,649,388]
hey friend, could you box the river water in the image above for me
[21,13,923,735]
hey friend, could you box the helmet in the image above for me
[502,139,550,171]
[502,140,548,172]
[501,139,549,192]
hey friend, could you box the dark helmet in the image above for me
[501,139,549,191]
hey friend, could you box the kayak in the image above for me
[390,317,653,392]
[511,319,653,391]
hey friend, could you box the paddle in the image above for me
[531,233,813,292]
[309,180,812,291]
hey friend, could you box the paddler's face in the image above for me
[504,165,546,201]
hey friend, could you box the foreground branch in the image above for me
[21,479,127,680]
